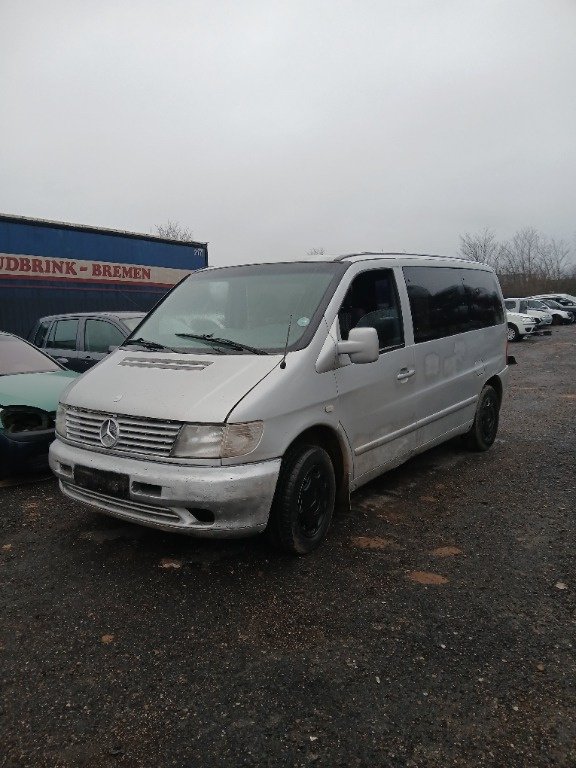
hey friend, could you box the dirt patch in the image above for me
[407,571,449,585]
[351,536,400,550]
[430,546,463,557]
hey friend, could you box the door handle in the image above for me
[397,367,416,381]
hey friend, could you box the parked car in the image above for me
[506,311,536,342]
[28,312,146,372]
[50,253,508,554]
[532,298,574,324]
[503,299,553,328]
[0,332,79,479]
[530,295,576,321]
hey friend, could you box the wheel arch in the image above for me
[485,374,503,408]
[282,425,351,513]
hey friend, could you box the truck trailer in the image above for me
[0,213,208,338]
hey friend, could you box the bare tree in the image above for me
[459,226,575,296]
[307,247,325,255]
[458,228,501,269]
[538,238,570,281]
[154,220,194,241]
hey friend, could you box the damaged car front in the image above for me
[0,332,78,479]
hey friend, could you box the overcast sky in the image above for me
[1,0,575,265]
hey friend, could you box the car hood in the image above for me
[61,349,282,422]
[0,370,79,411]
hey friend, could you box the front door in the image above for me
[334,267,418,485]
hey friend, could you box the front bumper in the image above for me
[49,440,281,537]
[0,428,55,480]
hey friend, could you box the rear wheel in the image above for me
[267,445,335,555]
[465,385,499,452]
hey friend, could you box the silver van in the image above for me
[49,253,508,554]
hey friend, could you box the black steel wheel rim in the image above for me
[296,463,329,538]
[480,393,497,443]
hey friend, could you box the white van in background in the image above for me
[50,253,509,554]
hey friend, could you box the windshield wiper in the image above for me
[123,337,178,353]
[174,333,268,355]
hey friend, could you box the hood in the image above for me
[0,370,79,411]
[61,349,281,422]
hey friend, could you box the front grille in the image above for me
[62,481,181,523]
[64,407,182,457]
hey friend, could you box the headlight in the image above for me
[55,404,67,437]
[520,315,533,323]
[172,421,263,459]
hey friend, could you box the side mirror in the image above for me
[337,326,379,364]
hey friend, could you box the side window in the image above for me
[33,320,52,347]
[84,320,125,353]
[404,267,468,343]
[465,269,504,328]
[504,300,515,310]
[404,266,504,342]
[46,318,79,350]
[338,269,404,349]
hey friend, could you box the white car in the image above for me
[529,294,576,322]
[504,299,553,328]
[531,299,573,325]
[506,311,536,342]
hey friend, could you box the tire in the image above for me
[464,385,500,452]
[267,445,336,555]
[507,324,520,342]
[552,315,561,325]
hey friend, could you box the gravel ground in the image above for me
[1,326,575,768]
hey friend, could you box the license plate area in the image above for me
[74,466,130,499]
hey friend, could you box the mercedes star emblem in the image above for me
[99,418,120,448]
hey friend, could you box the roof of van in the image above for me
[327,252,469,263]
[204,252,487,268]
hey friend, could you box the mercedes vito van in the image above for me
[50,253,508,554]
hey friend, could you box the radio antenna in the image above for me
[279,315,293,369]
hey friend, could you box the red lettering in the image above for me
[122,266,134,278]
[50,260,64,274]
[65,261,77,275]
[141,268,151,280]
[112,265,121,278]
[7,257,19,270]
[92,263,102,276]
[20,257,31,272]
[133,267,142,279]
[31,259,44,273]
[102,265,112,277]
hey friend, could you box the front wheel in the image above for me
[464,385,500,452]
[507,324,520,342]
[267,445,336,555]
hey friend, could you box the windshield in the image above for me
[0,335,62,375]
[123,315,145,331]
[128,262,344,354]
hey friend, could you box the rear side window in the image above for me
[46,318,79,350]
[403,266,504,343]
[84,319,125,353]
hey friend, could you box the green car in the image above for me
[0,332,79,480]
